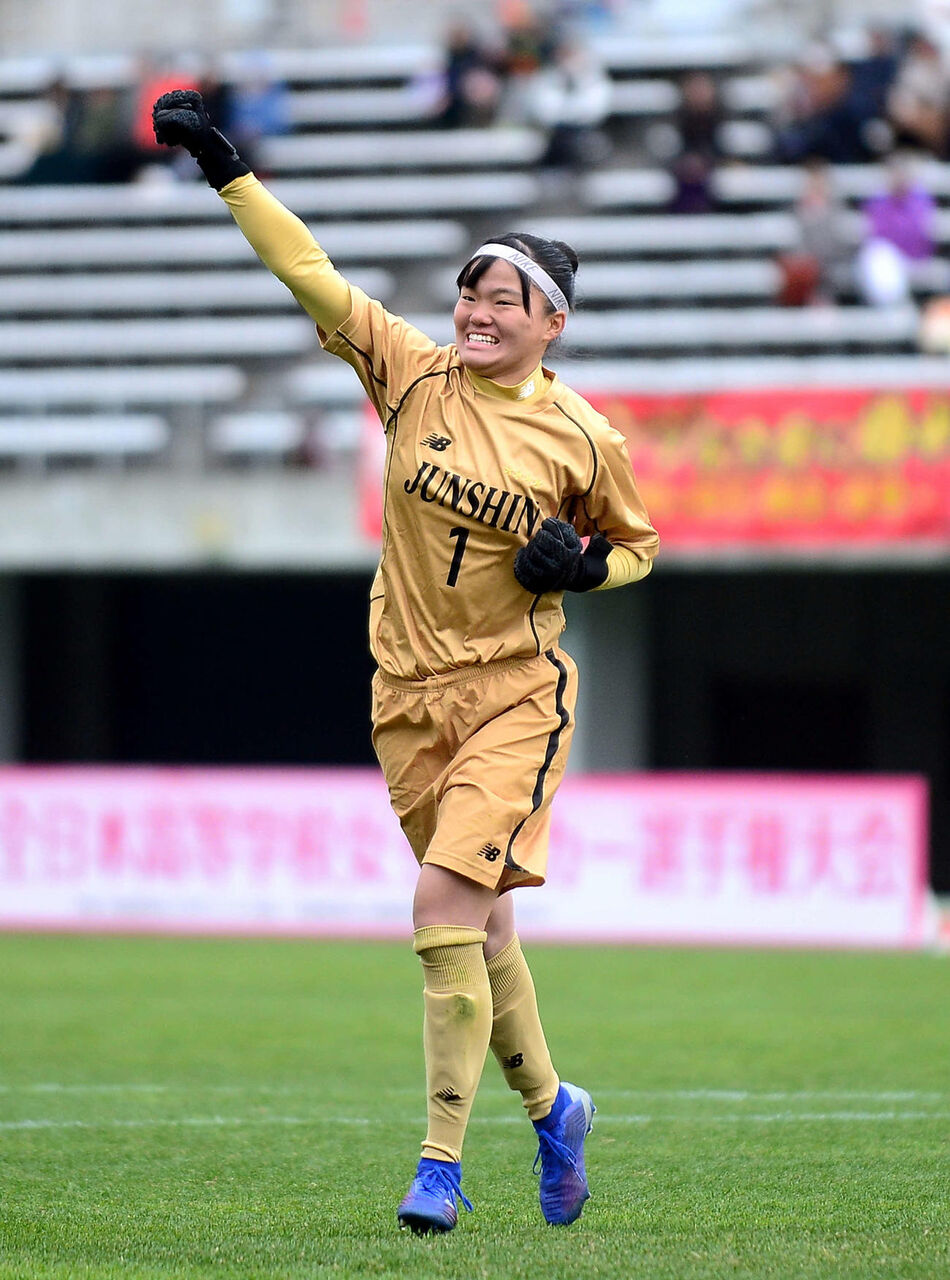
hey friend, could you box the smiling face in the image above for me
[453,258,566,385]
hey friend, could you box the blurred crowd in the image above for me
[8,2,618,188]
[13,12,950,194]
[769,28,949,165]
[16,52,290,187]
[7,3,950,330]
[624,22,950,316]
[775,152,941,312]
[761,28,950,315]
[431,2,614,182]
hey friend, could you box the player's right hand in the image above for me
[152,89,214,155]
[513,517,584,593]
[152,89,250,190]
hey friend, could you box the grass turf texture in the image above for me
[0,936,947,1280]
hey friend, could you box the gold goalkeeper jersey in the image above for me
[218,174,658,681]
[321,288,658,680]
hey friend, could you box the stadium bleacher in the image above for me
[0,30,947,466]
[0,413,168,459]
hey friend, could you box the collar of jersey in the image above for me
[466,361,550,404]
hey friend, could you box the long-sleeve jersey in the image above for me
[220,174,659,681]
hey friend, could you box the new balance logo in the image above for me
[423,433,453,451]
[478,843,501,862]
[435,1087,461,1102]
[502,1053,524,1069]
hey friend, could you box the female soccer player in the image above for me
[153,90,659,1235]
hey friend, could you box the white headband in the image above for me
[468,242,570,314]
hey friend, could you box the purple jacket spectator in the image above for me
[864,182,935,260]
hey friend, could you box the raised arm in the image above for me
[217,175,351,334]
[152,90,350,333]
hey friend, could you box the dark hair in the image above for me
[455,232,579,313]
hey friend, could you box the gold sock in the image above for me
[485,934,560,1122]
[413,924,492,1163]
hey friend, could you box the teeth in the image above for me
[467,334,498,345]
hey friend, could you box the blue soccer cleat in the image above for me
[533,1081,596,1225]
[397,1157,473,1235]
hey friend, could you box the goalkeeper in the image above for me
[154,90,658,1236]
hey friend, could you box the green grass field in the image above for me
[0,934,947,1280]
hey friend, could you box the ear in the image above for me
[544,309,567,342]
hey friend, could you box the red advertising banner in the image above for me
[359,387,950,548]
[584,387,950,548]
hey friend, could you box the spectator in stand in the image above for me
[68,85,140,184]
[554,1,619,31]
[497,0,558,124]
[525,33,612,192]
[129,54,202,178]
[18,75,151,186]
[887,32,950,158]
[776,157,849,306]
[17,75,84,183]
[498,0,554,73]
[667,151,716,213]
[856,151,937,305]
[772,42,869,164]
[676,71,723,160]
[667,71,723,213]
[847,26,901,149]
[436,21,504,128]
[217,54,291,174]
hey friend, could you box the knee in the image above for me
[484,894,516,960]
[412,863,496,932]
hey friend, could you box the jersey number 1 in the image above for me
[446,526,469,587]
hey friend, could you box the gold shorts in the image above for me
[371,648,578,891]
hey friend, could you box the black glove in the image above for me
[513,518,613,593]
[152,89,250,190]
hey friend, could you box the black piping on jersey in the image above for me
[552,399,608,536]
[504,649,570,873]
[527,596,542,656]
[378,365,463,552]
[383,366,462,434]
[522,403,601,655]
[554,401,599,499]
[566,491,607,538]
[335,332,389,392]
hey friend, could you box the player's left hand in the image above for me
[514,517,583,593]
[152,89,214,155]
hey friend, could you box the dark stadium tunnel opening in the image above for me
[20,571,378,766]
[709,677,873,772]
[647,569,950,892]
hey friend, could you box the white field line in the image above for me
[1,1111,948,1133]
[0,1084,945,1101]
[595,1111,950,1124]
[597,1089,947,1102]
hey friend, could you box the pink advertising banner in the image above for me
[0,768,929,949]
